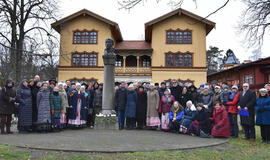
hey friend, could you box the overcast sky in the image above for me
[59,0,269,62]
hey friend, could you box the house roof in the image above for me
[115,41,153,52]
[225,49,240,64]
[145,8,216,41]
[51,9,123,41]
[208,56,270,77]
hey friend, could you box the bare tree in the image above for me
[249,49,263,61]
[240,0,270,48]
[118,0,230,20]
[0,0,59,85]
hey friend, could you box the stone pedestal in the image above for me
[101,48,116,115]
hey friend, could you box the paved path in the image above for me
[0,128,229,153]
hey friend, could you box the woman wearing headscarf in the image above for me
[68,83,87,128]
[180,100,198,134]
[0,80,16,134]
[36,82,51,132]
[255,88,270,144]
[58,82,69,129]
[17,80,33,133]
[146,84,160,129]
[159,88,175,131]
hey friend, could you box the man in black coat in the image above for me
[238,83,257,141]
[0,80,16,134]
[87,84,95,128]
[158,82,166,99]
[115,81,127,130]
[170,79,183,102]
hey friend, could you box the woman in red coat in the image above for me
[211,101,230,138]
[227,85,239,138]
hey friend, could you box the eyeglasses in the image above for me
[243,86,248,88]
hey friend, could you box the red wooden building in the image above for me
[207,56,270,91]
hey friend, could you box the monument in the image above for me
[101,38,116,115]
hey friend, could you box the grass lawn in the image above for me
[0,127,270,160]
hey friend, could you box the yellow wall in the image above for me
[151,68,207,87]
[151,14,206,67]
[59,15,113,67]
[58,68,104,83]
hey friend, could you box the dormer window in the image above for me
[73,30,98,44]
[166,29,192,44]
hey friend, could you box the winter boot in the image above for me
[6,126,13,134]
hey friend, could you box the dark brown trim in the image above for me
[69,77,98,82]
[72,29,98,44]
[164,51,194,67]
[58,66,104,69]
[165,29,192,44]
[115,49,153,52]
[164,78,195,84]
[151,66,206,69]
[71,51,98,67]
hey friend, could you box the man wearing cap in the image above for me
[238,83,257,141]
[198,85,213,115]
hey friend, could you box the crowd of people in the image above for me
[0,76,270,143]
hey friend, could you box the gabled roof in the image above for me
[145,8,216,42]
[225,49,240,65]
[115,41,152,52]
[51,9,123,41]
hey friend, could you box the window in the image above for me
[165,52,193,67]
[243,74,253,85]
[115,56,123,67]
[73,30,97,44]
[89,54,97,66]
[72,52,97,66]
[81,54,89,66]
[142,59,151,67]
[72,54,80,66]
[166,29,192,44]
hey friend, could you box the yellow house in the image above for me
[51,8,215,87]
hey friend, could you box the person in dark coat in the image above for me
[227,85,239,138]
[179,86,191,108]
[238,83,257,141]
[180,100,197,133]
[30,80,41,131]
[125,84,137,130]
[86,83,95,128]
[199,86,213,116]
[50,87,63,130]
[169,101,184,132]
[115,82,127,130]
[213,85,222,108]
[170,79,182,102]
[0,80,16,134]
[36,83,51,132]
[210,101,230,138]
[255,88,270,143]
[17,80,33,133]
[220,85,231,110]
[136,86,147,129]
[196,103,211,137]
[93,83,103,115]
[158,82,166,99]
[189,85,199,106]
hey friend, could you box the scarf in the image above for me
[174,107,180,119]
[229,92,236,100]
[138,90,144,96]
[165,95,171,105]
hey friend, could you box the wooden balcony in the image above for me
[115,67,151,76]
